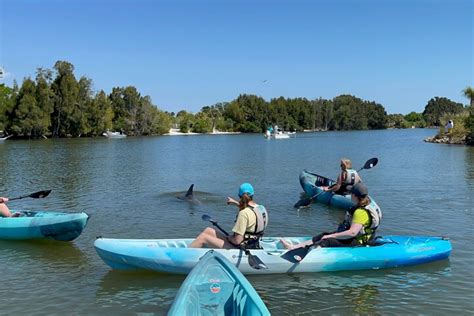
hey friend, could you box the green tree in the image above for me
[404,112,425,128]
[150,109,172,135]
[176,110,195,133]
[68,76,93,136]
[463,87,474,108]
[422,97,464,126]
[88,90,114,136]
[192,112,212,133]
[0,84,14,132]
[387,114,405,128]
[463,87,474,145]
[51,61,79,137]
[9,78,51,138]
[34,68,54,136]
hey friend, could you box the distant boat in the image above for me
[102,131,127,138]
[0,135,12,142]
[264,130,296,139]
[264,124,296,139]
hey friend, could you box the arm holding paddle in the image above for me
[0,190,52,218]
[0,197,20,217]
[321,173,343,193]
[201,214,268,270]
[320,223,363,240]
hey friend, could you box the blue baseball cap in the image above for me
[238,183,254,197]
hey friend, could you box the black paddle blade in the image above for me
[201,214,211,222]
[29,190,51,199]
[246,252,268,270]
[363,158,378,170]
[281,246,311,264]
[294,197,312,208]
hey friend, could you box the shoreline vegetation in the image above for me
[0,60,472,145]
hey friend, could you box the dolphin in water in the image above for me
[177,184,201,205]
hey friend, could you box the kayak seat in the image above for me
[196,281,234,315]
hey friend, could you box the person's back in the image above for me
[335,159,362,195]
[233,202,268,249]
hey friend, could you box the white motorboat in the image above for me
[102,131,127,138]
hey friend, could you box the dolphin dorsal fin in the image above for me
[185,184,194,197]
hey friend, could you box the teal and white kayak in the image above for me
[299,169,379,210]
[94,236,451,275]
[0,210,89,241]
[168,250,270,316]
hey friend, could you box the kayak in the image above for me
[94,235,451,275]
[168,250,270,316]
[299,169,379,210]
[0,210,89,241]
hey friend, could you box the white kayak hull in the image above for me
[94,236,451,275]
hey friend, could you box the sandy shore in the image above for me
[164,128,241,136]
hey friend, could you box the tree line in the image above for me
[0,60,472,140]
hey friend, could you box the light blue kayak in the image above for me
[94,236,451,275]
[168,250,270,316]
[299,169,379,210]
[0,210,89,241]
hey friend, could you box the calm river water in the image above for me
[0,129,473,315]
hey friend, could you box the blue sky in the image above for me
[0,0,472,114]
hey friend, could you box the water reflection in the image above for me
[94,259,451,315]
[96,270,185,315]
[0,130,471,315]
[464,147,474,183]
[0,240,88,269]
[246,260,451,315]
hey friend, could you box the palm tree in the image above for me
[463,86,474,109]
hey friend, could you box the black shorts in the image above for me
[312,232,361,248]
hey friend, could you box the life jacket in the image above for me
[241,204,269,249]
[338,169,360,195]
[339,199,382,244]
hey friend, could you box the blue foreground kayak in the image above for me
[299,169,379,210]
[94,236,451,275]
[0,210,89,241]
[168,250,270,316]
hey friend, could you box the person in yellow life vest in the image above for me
[322,158,362,195]
[189,183,268,249]
[281,183,381,249]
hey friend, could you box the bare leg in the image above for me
[189,227,234,249]
[280,239,295,250]
[0,203,13,217]
[280,239,314,250]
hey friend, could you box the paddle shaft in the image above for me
[205,216,267,269]
[210,220,230,237]
[6,190,52,202]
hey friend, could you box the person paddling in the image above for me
[281,183,381,249]
[189,183,269,249]
[322,158,362,195]
[0,197,21,217]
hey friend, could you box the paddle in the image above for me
[201,214,268,270]
[294,157,378,208]
[7,190,52,201]
[281,242,318,264]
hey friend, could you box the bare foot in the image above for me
[280,239,294,250]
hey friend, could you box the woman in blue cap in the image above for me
[281,183,382,249]
[189,183,269,249]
